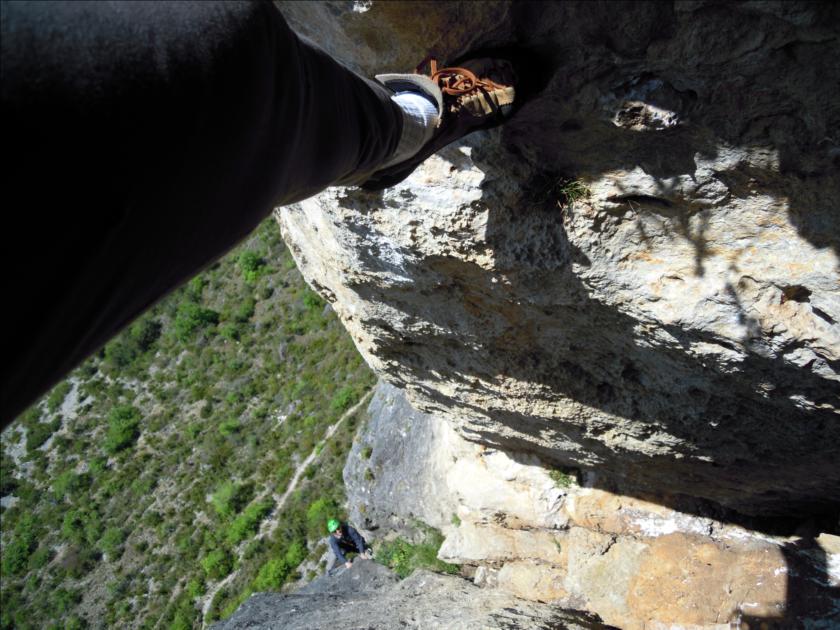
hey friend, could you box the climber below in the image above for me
[327,519,372,572]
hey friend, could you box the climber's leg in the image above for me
[325,548,338,574]
[2,0,406,424]
[1,1,520,425]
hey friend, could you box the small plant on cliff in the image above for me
[549,468,576,489]
[104,405,141,453]
[555,178,590,208]
[523,171,591,212]
[375,523,458,579]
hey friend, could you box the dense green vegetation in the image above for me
[0,217,375,629]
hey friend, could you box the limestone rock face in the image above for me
[345,382,566,534]
[344,384,840,629]
[212,560,608,630]
[278,0,840,517]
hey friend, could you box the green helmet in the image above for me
[327,519,340,533]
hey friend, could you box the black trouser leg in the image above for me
[1,0,403,425]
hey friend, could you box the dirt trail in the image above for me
[199,390,373,626]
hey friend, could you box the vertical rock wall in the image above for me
[277,0,840,517]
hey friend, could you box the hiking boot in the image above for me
[362,53,519,190]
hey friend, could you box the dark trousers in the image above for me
[1,1,403,424]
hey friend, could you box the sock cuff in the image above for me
[375,72,443,115]
[377,90,439,172]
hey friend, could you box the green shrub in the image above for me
[220,589,252,621]
[57,545,98,579]
[173,302,219,342]
[49,588,81,616]
[218,419,241,437]
[376,525,458,579]
[234,298,256,323]
[65,615,86,630]
[104,318,161,370]
[100,527,126,557]
[302,289,324,310]
[284,540,307,568]
[251,540,306,591]
[144,510,163,527]
[78,361,98,379]
[53,470,88,500]
[186,576,206,599]
[130,475,157,497]
[61,510,88,545]
[2,537,33,576]
[330,386,357,412]
[104,405,141,453]
[210,482,251,518]
[25,418,61,452]
[0,460,18,497]
[104,338,136,370]
[243,538,264,560]
[28,545,53,570]
[226,500,272,546]
[47,381,72,413]
[361,445,372,459]
[129,318,163,352]
[219,323,240,341]
[275,463,293,492]
[200,549,232,580]
[169,611,192,630]
[238,251,266,284]
[187,276,206,301]
[89,456,108,475]
[252,558,287,591]
[1,514,39,575]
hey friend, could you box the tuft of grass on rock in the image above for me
[548,468,576,489]
[375,523,458,579]
[555,178,590,208]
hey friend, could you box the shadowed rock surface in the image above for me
[278,0,840,518]
[212,560,611,630]
[344,383,840,628]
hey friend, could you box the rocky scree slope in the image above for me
[278,0,840,517]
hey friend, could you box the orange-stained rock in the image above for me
[627,533,786,626]
[497,560,569,602]
[564,488,715,539]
